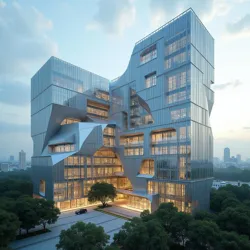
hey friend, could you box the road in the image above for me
[10,207,128,250]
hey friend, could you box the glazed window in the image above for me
[61,118,81,125]
[39,180,45,195]
[171,108,190,121]
[151,130,176,144]
[124,147,144,156]
[140,159,154,175]
[120,134,144,146]
[103,137,115,147]
[140,44,157,65]
[165,35,188,56]
[103,127,115,136]
[167,90,190,104]
[165,52,186,70]
[94,89,109,101]
[50,144,75,153]
[145,72,157,88]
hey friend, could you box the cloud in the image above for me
[0,80,29,106]
[0,121,30,134]
[149,0,232,29]
[0,2,58,77]
[243,127,250,130]
[0,0,6,8]
[87,0,136,35]
[212,80,243,91]
[0,2,57,159]
[226,14,250,37]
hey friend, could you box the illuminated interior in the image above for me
[87,100,109,120]
[61,118,81,125]
[139,159,154,175]
[39,180,46,196]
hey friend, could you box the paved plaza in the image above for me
[10,206,139,250]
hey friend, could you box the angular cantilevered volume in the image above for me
[31,8,214,213]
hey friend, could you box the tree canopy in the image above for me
[56,221,110,250]
[111,184,250,250]
[214,167,250,182]
[186,220,221,250]
[35,199,60,230]
[15,196,40,234]
[113,217,169,250]
[55,184,250,250]
[88,182,117,207]
[0,176,61,249]
[0,209,20,247]
[0,178,33,198]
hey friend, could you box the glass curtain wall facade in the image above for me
[31,9,214,213]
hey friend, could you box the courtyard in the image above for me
[10,206,140,250]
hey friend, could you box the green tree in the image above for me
[56,221,110,250]
[210,189,235,212]
[140,209,155,222]
[104,246,120,250]
[113,217,169,250]
[88,182,117,208]
[218,231,250,250]
[169,212,193,246]
[194,211,217,222]
[140,209,150,218]
[154,202,178,231]
[217,206,250,236]
[0,209,20,247]
[35,199,60,230]
[186,220,221,250]
[243,200,250,208]
[221,197,240,210]
[220,184,250,202]
[0,179,32,198]
[15,196,39,234]
[0,197,16,214]
[3,190,23,199]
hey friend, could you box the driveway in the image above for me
[10,207,127,250]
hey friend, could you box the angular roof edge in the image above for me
[135,8,213,46]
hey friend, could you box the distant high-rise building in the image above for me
[9,155,14,162]
[224,148,230,162]
[19,150,26,169]
[236,154,241,164]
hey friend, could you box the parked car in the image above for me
[75,208,88,215]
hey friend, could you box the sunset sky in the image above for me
[0,0,250,160]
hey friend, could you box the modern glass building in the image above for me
[31,9,214,213]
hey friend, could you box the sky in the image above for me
[0,0,250,161]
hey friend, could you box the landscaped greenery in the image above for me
[111,189,250,249]
[56,221,112,250]
[57,184,250,249]
[0,176,60,248]
[214,166,250,182]
[88,182,117,208]
[0,168,32,181]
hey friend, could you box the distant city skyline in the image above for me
[0,0,250,160]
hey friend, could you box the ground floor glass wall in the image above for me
[56,197,101,210]
[127,195,151,211]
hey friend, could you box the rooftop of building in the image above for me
[135,8,213,46]
[32,56,110,82]
[110,8,213,82]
